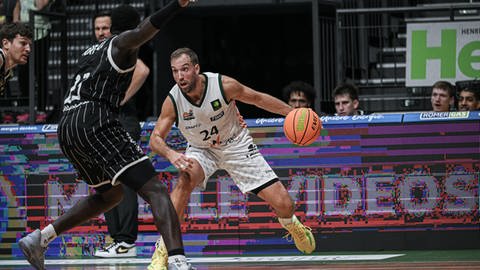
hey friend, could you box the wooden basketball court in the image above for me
[3,253,480,269]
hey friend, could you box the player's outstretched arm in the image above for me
[222,75,293,117]
[112,0,194,67]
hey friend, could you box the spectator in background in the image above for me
[282,80,316,109]
[430,80,455,112]
[91,10,150,258]
[0,22,32,96]
[456,80,480,111]
[13,0,53,123]
[282,80,326,116]
[333,82,365,116]
[0,22,32,124]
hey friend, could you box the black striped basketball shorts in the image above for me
[57,102,155,191]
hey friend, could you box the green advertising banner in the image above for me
[406,21,480,87]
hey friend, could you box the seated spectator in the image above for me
[333,82,365,116]
[282,81,315,108]
[282,80,327,116]
[430,81,455,112]
[456,80,480,111]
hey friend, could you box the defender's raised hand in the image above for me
[179,0,196,7]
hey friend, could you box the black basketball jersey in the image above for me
[62,36,135,111]
[58,36,147,187]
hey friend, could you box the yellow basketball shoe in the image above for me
[147,238,168,270]
[283,216,316,254]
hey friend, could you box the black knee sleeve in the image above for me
[95,183,113,194]
[117,159,157,191]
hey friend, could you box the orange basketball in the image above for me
[283,108,322,146]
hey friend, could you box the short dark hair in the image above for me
[282,81,316,103]
[92,10,111,28]
[0,22,33,44]
[456,80,480,101]
[170,47,199,66]
[333,83,359,101]
[110,5,140,34]
[432,80,455,97]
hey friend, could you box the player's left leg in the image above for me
[255,181,316,254]
[222,129,315,254]
[53,184,124,233]
[147,171,199,270]
[19,184,124,270]
[149,156,207,270]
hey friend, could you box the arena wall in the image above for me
[0,111,478,258]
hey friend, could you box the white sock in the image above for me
[40,224,57,248]
[278,215,296,228]
[168,254,186,264]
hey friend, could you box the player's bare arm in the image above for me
[150,97,192,171]
[120,59,149,106]
[112,0,193,68]
[222,75,293,117]
[115,0,193,49]
[35,0,51,10]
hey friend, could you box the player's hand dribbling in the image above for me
[169,152,193,171]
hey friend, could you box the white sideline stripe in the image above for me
[193,254,404,262]
[0,254,404,266]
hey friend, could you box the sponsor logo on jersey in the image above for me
[246,143,259,158]
[185,123,201,130]
[210,111,224,122]
[183,109,195,121]
[211,99,222,111]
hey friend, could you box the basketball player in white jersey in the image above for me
[147,47,316,269]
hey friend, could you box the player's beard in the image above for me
[180,76,197,93]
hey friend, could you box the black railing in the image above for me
[28,9,68,124]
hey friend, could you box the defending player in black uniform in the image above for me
[18,1,196,270]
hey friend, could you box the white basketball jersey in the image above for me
[168,72,244,148]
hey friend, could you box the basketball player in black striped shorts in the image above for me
[18,1,196,270]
